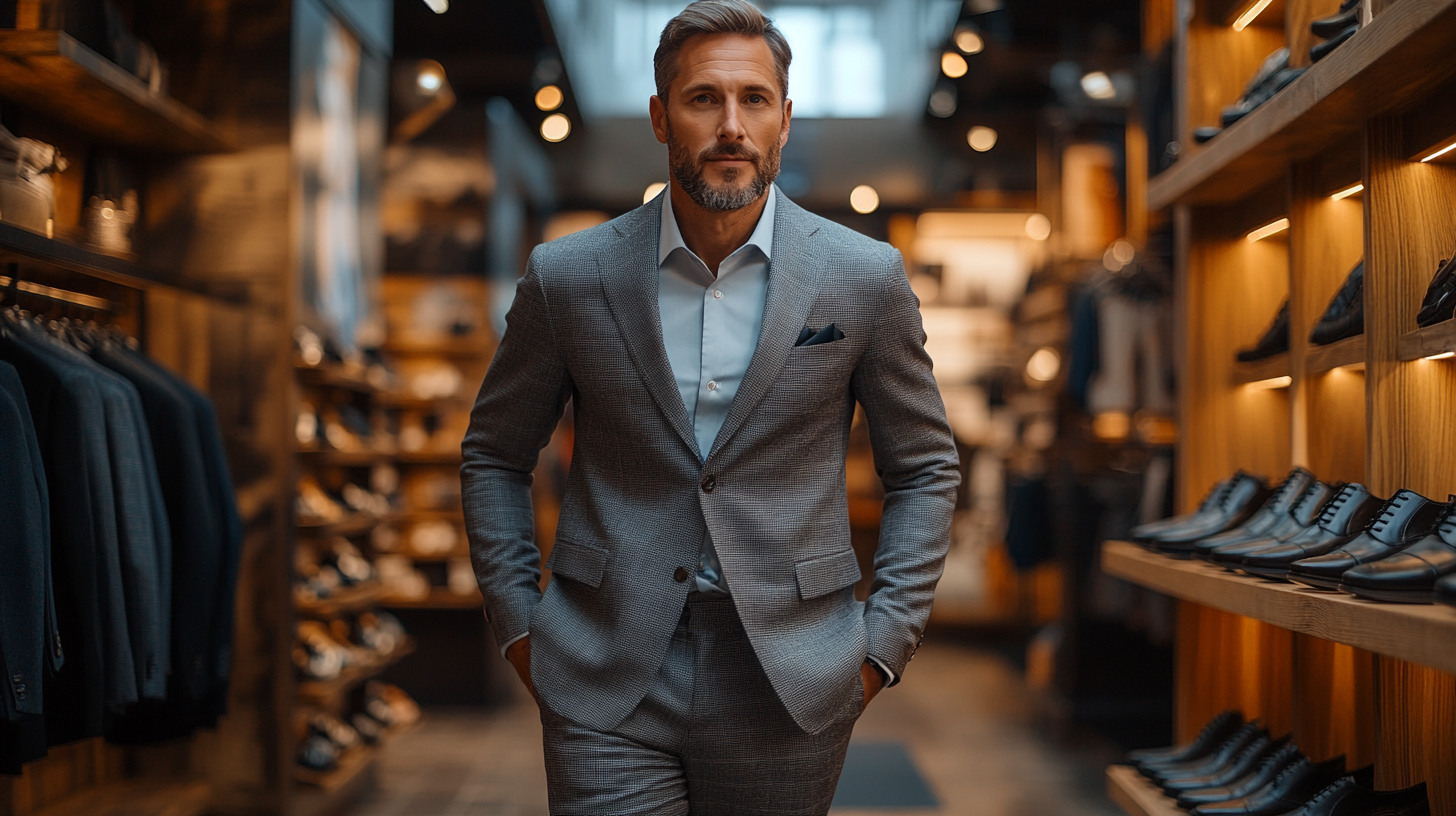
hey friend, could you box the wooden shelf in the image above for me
[394,450,463,465]
[1231,352,1290,385]
[1306,334,1366,374]
[1397,320,1456,361]
[0,30,228,154]
[380,590,482,609]
[1107,765,1183,816]
[1147,0,1456,209]
[295,363,382,394]
[293,744,376,792]
[382,338,488,359]
[296,582,386,619]
[1102,541,1456,674]
[296,639,416,706]
[297,512,390,538]
[28,778,211,816]
[296,449,392,467]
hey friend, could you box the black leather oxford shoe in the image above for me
[1131,710,1245,771]
[1178,743,1304,808]
[1312,0,1361,39]
[1237,301,1291,362]
[1145,474,1271,556]
[1234,483,1382,579]
[1151,724,1267,784]
[1415,256,1456,328]
[1167,469,1314,558]
[1290,490,1446,591]
[1310,262,1365,346]
[1200,480,1337,562]
[1341,504,1456,603]
[1192,756,1350,816]
[1283,776,1428,816]
[1222,68,1306,127]
[1164,734,1291,795]
[1311,24,1359,63]
[1131,477,1240,543]
[1436,573,1456,608]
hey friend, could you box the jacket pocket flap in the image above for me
[794,549,862,600]
[546,540,609,589]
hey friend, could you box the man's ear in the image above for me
[650,96,669,145]
[779,98,792,148]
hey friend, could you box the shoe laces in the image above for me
[1270,757,1312,786]
[1316,486,1357,527]
[1267,471,1307,505]
[1201,479,1238,512]
[1256,744,1299,773]
[1304,778,1353,809]
[1292,483,1333,518]
[1321,264,1364,320]
[1436,500,1456,539]
[1370,491,1413,535]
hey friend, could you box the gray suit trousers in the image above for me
[540,595,861,816]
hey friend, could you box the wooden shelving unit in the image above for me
[1231,353,1290,385]
[0,30,228,154]
[1106,766,1183,816]
[1396,321,1456,361]
[26,779,211,816]
[1305,335,1366,374]
[381,590,482,610]
[295,582,387,619]
[295,639,417,707]
[1103,542,1456,674]
[296,512,390,539]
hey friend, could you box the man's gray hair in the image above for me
[653,0,792,101]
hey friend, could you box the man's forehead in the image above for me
[674,34,779,90]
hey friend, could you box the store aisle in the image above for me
[345,639,1123,816]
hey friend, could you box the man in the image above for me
[461,1,960,812]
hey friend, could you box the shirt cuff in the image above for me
[499,631,529,659]
[866,655,897,686]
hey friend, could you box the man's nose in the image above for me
[717,99,747,142]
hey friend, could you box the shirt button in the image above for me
[707,381,718,391]
[702,475,717,492]
[673,567,691,583]
[713,290,723,299]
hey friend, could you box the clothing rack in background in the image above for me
[1,264,122,314]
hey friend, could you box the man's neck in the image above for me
[669,184,769,277]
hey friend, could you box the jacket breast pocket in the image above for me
[794,549,862,600]
[546,540,609,589]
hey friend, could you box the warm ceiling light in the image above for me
[1080,71,1116,100]
[1425,351,1456,360]
[1232,0,1275,30]
[1024,213,1052,241]
[850,185,880,214]
[416,64,444,93]
[535,84,564,111]
[928,88,957,118]
[1420,141,1456,163]
[1093,411,1131,440]
[643,182,666,204]
[1026,347,1061,382]
[540,113,571,142]
[1330,183,1364,201]
[967,125,997,152]
[1246,375,1292,390]
[1247,217,1290,242]
[941,52,969,79]
[954,28,984,54]
[421,0,448,12]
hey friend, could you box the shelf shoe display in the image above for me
[1311,0,1360,39]
[1234,483,1382,579]
[1194,49,1306,143]
[1128,709,1245,770]
[1283,776,1428,816]
[1178,743,1305,808]
[1340,504,1456,603]
[1237,300,1291,362]
[1149,723,1268,785]
[1196,478,1335,562]
[1310,262,1365,346]
[1289,489,1446,591]
[1415,255,1456,328]
[1436,573,1456,609]
[1170,469,1314,557]
[1163,733,1292,795]
[1191,755,1351,816]
[1310,23,1359,63]
[1139,473,1271,555]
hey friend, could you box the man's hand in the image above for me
[506,636,536,700]
[860,661,885,710]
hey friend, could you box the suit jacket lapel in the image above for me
[708,193,824,461]
[599,197,703,460]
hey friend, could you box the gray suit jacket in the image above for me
[462,190,960,735]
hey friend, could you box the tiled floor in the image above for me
[344,639,1124,816]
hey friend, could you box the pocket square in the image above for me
[795,323,845,347]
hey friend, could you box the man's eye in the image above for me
[748,95,764,104]
[695,95,712,103]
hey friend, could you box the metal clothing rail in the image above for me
[1,263,120,313]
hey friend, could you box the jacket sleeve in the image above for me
[461,252,573,650]
[849,250,961,683]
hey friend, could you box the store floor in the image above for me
[343,638,1124,816]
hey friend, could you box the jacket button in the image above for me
[701,475,716,493]
[673,567,690,583]
[12,675,24,699]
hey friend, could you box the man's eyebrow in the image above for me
[679,81,778,97]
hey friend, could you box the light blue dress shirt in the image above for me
[658,185,776,595]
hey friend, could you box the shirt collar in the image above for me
[658,184,777,268]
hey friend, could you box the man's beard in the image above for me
[667,121,781,212]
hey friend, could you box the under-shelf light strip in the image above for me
[1425,351,1456,361]
[1247,218,1290,242]
[1232,0,1275,30]
[1420,141,1456,163]
[1330,183,1364,201]
[1246,375,1292,390]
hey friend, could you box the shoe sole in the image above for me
[1289,573,1344,591]
[1241,565,1294,581]
[1338,584,1436,604]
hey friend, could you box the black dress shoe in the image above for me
[1131,477,1241,543]
[1312,0,1361,39]
[1164,734,1291,794]
[1237,300,1291,362]
[1223,68,1307,127]
[1234,483,1382,579]
[1201,481,1338,563]
[1284,776,1428,816]
[1146,474,1271,556]
[1167,469,1314,557]
[1178,743,1304,808]
[1195,126,1224,144]
[1415,256,1456,328]
[1311,24,1359,63]
[1436,573,1456,608]
[1341,504,1456,603]
[1151,724,1267,784]
[1218,49,1289,130]
[1291,490,1446,591]
[1193,756,1348,816]
[1129,709,1245,769]
[1311,262,1365,346]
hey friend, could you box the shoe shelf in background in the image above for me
[1106,765,1185,816]
[293,720,418,802]
[1147,0,1456,210]
[296,511,392,539]
[0,30,229,154]
[380,589,482,609]
[1232,352,1290,384]
[1396,320,1456,361]
[1102,541,1456,675]
[1304,334,1366,374]
[295,582,388,619]
[295,638,417,707]
[21,778,212,816]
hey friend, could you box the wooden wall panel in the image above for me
[1293,636,1376,766]
[1374,659,1456,814]
[1176,603,1295,741]
[1183,15,1286,158]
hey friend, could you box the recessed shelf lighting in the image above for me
[1246,375,1292,390]
[942,52,969,79]
[1420,140,1456,163]
[1247,218,1290,242]
[1424,351,1456,361]
[1330,183,1364,201]
[1232,0,1275,31]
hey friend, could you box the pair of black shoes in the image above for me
[1415,255,1456,328]
[1311,262,1364,346]
[1311,0,1361,64]
[1130,472,1271,556]
[1193,49,1307,144]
